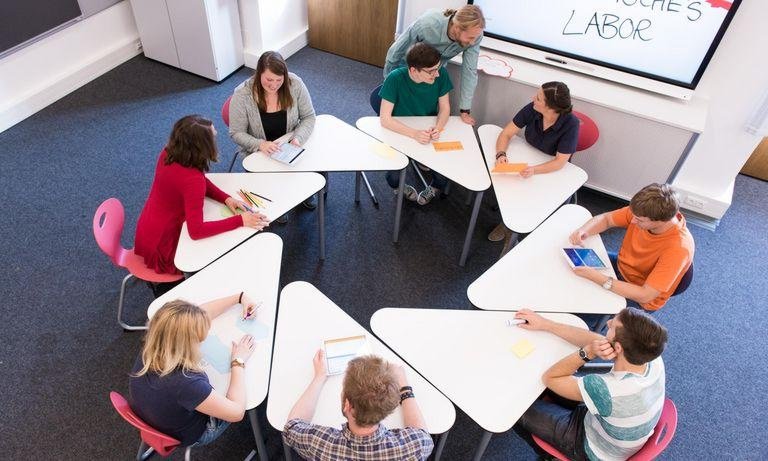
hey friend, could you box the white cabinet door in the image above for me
[130,0,179,67]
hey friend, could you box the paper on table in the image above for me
[221,207,246,218]
[492,163,528,174]
[324,335,370,375]
[511,339,535,359]
[432,141,463,152]
[201,335,231,374]
[235,317,270,340]
[371,142,397,159]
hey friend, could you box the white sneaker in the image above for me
[417,186,438,205]
[393,185,419,202]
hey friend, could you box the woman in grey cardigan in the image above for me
[229,51,316,210]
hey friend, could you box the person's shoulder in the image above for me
[233,77,254,97]
[288,72,305,86]
[563,112,580,129]
[416,9,446,25]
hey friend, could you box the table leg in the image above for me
[433,430,449,461]
[500,231,518,259]
[472,430,493,461]
[283,438,294,461]
[355,171,361,203]
[459,191,484,267]
[393,168,406,243]
[318,189,326,261]
[247,408,268,461]
[361,172,379,207]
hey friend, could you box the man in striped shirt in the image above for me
[283,351,434,461]
[513,307,667,461]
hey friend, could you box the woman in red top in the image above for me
[135,115,269,276]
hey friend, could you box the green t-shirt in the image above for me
[379,67,453,116]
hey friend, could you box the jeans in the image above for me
[193,416,230,447]
[386,165,448,191]
[514,396,589,461]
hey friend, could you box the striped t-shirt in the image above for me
[578,357,665,461]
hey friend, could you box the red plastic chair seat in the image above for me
[573,111,599,152]
[110,391,181,457]
[121,250,184,284]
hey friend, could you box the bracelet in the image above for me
[459,109,471,114]
[399,391,415,404]
[238,291,244,304]
[399,386,413,393]
[496,152,507,159]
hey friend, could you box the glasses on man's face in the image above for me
[420,66,440,77]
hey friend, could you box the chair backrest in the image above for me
[369,84,383,116]
[573,111,599,152]
[222,95,232,127]
[630,398,678,461]
[110,391,181,457]
[671,262,694,297]
[93,198,127,266]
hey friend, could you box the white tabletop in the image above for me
[478,124,588,234]
[356,116,491,192]
[267,282,455,435]
[468,204,626,314]
[148,233,283,410]
[371,308,587,434]
[242,114,408,173]
[174,172,324,273]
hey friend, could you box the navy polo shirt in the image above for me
[512,102,579,156]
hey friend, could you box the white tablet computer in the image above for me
[562,248,607,269]
[323,335,371,376]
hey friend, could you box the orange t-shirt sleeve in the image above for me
[610,206,632,228]
[645,248,690,294]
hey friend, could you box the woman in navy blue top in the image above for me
[489,81,580,242]
[129,293,258,447]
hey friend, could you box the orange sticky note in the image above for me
[492,163,528,174]
[432,141,463,152]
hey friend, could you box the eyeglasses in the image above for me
[420,66,441,77]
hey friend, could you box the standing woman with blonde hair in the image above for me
[129,293,258,447]
[384,5,486,125]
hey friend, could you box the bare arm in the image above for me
[573,267,661,304]
[287,350,328,421]
[380,100,431,144]
[569,212,617,246]
[515,309,604,347]
[494,121,521,164]
[199,292,257,321]
[528,152,571,175]
[392,365,427,430]
[434,94,450,131]
[196,335,256,422]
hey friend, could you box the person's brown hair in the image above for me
[342,355,400,427]
[614,308,668,365]
[630,183,680,221]
[165,115,218,171]
[252,51,294,112]
[134,300,210,377]
[542,81,573,115]
[444,5,486,30]
[406,42,441,71]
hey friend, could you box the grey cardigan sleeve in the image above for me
[228,81,265,153]
[288,75,316,145]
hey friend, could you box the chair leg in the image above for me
[228,149,239,172]
[360,172,379,207]
[184,446,192,461]
[118,274,148,331]
[136,441,154,461]
[411,160,430,190]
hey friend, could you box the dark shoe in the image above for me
[488,223,506,242]
[275,215,288,224]
[303,196,317,210]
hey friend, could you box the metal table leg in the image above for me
[459,191,484,267]
[361,171,379,207]
[500,231,518,259]
[318,188,326,260]
[247,408,268,461]
[355,171,361,203]
[393,168,406,243]
[433,430,449,461]
[472,430,493,461]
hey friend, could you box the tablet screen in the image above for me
[563,248,607,268]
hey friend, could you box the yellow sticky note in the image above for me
[432,141,463,152]
[511,339,535,359]
[371,142,397,159]
[221,207,245,218]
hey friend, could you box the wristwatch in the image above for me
[578,347,592,362]
[231,357,245,369]
[602,277,614,290]
[459,109,471,114]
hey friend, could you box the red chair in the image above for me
[222,95,241,172]
[110,391,192,461]
[532,397,678,461]
[93,198,183,331]
[573,111,599,152]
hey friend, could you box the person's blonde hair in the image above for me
[444,5,486,30]
[342,355,400,427]
[134,300,210,377]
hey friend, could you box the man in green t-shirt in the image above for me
[379,42,453,205]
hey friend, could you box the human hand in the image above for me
[312,349,328,381]
[569,228,588,246]
[240,293,261,320]
[573,266,603,284]
[413,129,432,144]
[515,308,550,331]
[495,154,508,165]
[520,166,535,178]
[225,196,251,213]
[585,338,617,361]
[460,112,476,125]
[428,126,442,141]
[391,363,408,387]
[290,138,301,147]
[231,334,256,362]
[241,211,270,230]
[259,141,280,155]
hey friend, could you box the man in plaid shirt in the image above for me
[283,351,434,460]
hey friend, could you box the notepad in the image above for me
[221,207,246,218]
[200,335,231,374]
[371,142,397,159]
[432,141,463,152]
[510,339,535,359]
[492,163,528,174]
[324,335,371,375]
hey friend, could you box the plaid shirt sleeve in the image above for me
[283,418,321,459]
[397,427,435,460]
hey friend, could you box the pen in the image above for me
[249,191,273,202]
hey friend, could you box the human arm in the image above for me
[380,99,432,144]
[494,121,522,165]
[520,152,572,178]
[198,292,258,320]
[383,21,422,76]
[289,76,316,145]
[429,94,451,140]
[195,335,256,422]
[572,267,661,305]
[458,40,481,115]
[286,350,328,421]
[392,365,428,430]
[183,176,243,240]
[515,308,604,347]
[569,212,617,246]
[228,87,267,153]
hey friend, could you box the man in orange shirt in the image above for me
[569,183,695,311]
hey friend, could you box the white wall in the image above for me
[239,0,309,68]
[0,1,140,133]
[671,1,768,219]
